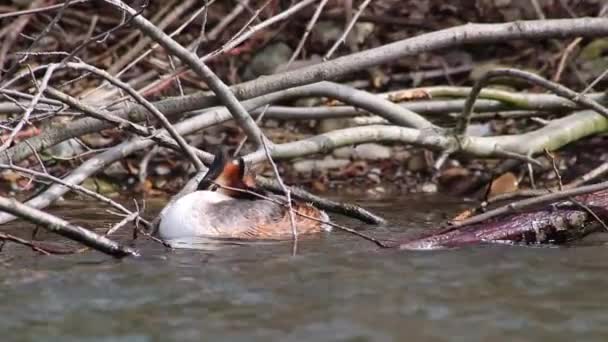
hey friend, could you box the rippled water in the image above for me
[2,195,608,341]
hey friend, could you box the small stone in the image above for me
[318,118,351,133]
[311,21,343,46]
[354,143,391,160]
[82,178,118,195]
[581,38,608,60]
[80,133,114,147]
[104,161,130,177]
[366,186,386,197]
[367,171,381,184]
[407,153,429,172]
[421,182,437,193]
[242,42,293,80]
[465,123,492,137]
[154,164,172,176]
[393,149,411,162]
[44,138,84,159]
[292,158,350,174]
[264,119,280,128]
[347,23,375,45]
[333,146,355,159]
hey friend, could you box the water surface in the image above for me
[2,195,608,341]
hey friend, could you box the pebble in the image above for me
[421,182,438,193]
[355,143,391,160]
[45,138,84,159]
[293,158,350,173]
[242,42,293,80]
[332,143,392,160]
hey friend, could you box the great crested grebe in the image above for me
[157,153,331,241]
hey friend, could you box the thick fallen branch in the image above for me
[399,189,608,250]
[457,68,608,134]
[449,180,608,229]
[0,196,137,257]
[5,87,603,119]
[253,92,606,121]
[243,108,607,164]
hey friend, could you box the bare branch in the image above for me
[105,0,265,148]
[0,196,137,257]
[0,64,57,152]
[6,17,608,164]
[61,62,205,171]
[457,68,608,134]
[450,180,608,229]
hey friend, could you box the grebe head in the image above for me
[197,152,258,199]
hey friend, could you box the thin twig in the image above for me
[106,0,266,149]
[203,0,318,62]
[288,0,328,64]
[17,0,73,65]
[0,232,51,255]
[105,212,139,236]
[324,0,371,60]
[545,148,563,190]
[552,37,582,82]
[0,0,89,20]
[0,64,56,152]
[60,62,204,171]
[0,163,150,225]
[45,87,213,162]
[260,135,298,254]
[206,0,249,42]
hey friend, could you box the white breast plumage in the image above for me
[158,191,232,240]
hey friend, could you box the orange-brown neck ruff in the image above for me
[214,160,259,199]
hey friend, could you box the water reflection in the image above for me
[164,236,284,250]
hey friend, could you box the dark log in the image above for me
[398,190,608,250]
